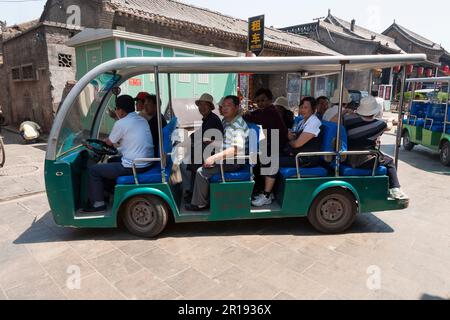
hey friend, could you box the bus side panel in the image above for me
[113,183,179,221]
[281,176,393,216]
[404,124,422,144]
[422,129,442,150]
[45,158,81,226]
[210,181,255,221]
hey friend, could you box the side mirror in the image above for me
[112,86,121,96]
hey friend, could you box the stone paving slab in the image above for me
[0,130,450,300]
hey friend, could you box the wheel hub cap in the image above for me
[321,199,344,222]
[132,202,155,227]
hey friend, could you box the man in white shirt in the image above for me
[85,95,154,213]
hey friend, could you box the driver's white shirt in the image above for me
[109,112,154,168]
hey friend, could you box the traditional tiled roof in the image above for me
[326,14,402,53]
[2,20,81,43]
[1,20,39,41]
[109,0,338,55]
[383,22,444,52]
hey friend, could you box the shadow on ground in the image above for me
[14,210,394,245]
[421,293,449,300]
[381,143,449,176]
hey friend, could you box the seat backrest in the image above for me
[321,121,347,164]
[157,117,178,167]
[410,101,428,118]
[426,104,445,122]
[246,122,260,166]
[293,116,304,130]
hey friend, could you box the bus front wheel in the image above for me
[122,195,169,238]
[308,188,357,234]
[440,141,450,166]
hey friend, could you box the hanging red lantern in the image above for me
[417,67,424,77]
[406,65,414,75]
[425,68,433,77]
[443,65,450,75]
[393,65,401,73]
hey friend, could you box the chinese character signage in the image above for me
[128,78,142,86]
[248,15,265,56]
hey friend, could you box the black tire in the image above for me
[308,188,357,234]
[121,195,169,238]
[0,138,5,168]
[402,130,415,151]
[440,141,450,167]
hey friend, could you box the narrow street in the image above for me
[0,129,449,300]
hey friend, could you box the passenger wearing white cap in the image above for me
[322,88,352,122]
[181,93,224,203]
[343,96,408,200]
[274,96,295,129]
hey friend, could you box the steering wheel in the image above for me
[83,139,118,156]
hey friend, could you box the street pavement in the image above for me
[0,127,449,300]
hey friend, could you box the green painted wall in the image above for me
[74,39,237,109]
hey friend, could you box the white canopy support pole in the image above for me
[299,72,303,103]
[167,73,174,120]
[395,65,408,169]
[335,62,347,177]
[154,66,167,183]
[445,80,450,134]
[368,70,374,94]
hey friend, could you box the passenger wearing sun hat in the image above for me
[322,88,352,122]
[181,93,223,204]
[343,96,408,201]
[195,93,216,110]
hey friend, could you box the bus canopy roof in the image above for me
[104,54,427,75]
[46,54,427,161]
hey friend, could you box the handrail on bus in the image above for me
[218,154,255,183]
[294,152,336,179]
[131,157,165,185]
[339,151,380,177]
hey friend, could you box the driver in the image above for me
[84,95,154,213]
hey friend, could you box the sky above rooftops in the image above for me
[1,0,449,50]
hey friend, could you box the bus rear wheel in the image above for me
[402,131,415,151]
[122,195,169,238]
[440,141,450,166]
[308,188,357,234]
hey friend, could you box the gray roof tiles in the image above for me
[110,0,338,55]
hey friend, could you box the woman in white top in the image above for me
[283,97,323,166]
[252,97,323,207]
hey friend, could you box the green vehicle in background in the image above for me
[402,77,450,166]
[45,54,425,238]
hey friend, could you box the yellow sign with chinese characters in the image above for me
[248,15,265,55]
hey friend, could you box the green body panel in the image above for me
[46,148,408,229]
[404,124,449,151]
[112,184,180,222]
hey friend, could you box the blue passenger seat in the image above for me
[403,101,428,126]
[279,121,343,179]
[210,122,260,183]
[425,103,447,133]
[117,117,178,185]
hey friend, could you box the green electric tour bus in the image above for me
[402,76,450,166]
[45,54,425,237]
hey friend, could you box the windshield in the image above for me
[56,73,120,158]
